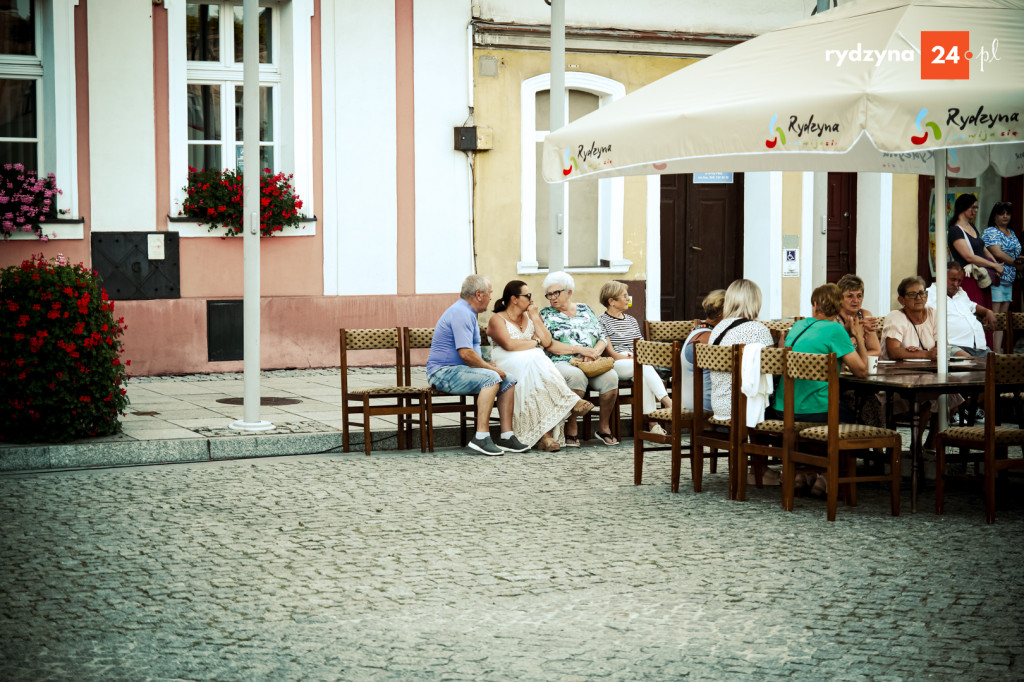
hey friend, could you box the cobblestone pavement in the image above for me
[1,445,1022,681]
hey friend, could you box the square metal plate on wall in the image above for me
[207,300,244,362]
[91,232,181,300]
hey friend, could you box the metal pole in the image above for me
[935,150,949,424]
[548,0,565,272]
[231,0,273,432]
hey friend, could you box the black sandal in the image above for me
[564,435,581,448]
[595,431,619,446]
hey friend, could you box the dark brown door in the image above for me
[660,174,744,320]
[826,172,857,282]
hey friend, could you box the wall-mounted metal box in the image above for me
[454,126,493,151]
[207,300,244,362]
[91,231,180,300]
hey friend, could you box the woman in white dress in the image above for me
[488,280,593,452]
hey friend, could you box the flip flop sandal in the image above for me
[595,431,619,446]
[564,435,581,448]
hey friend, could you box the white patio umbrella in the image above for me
[542,0,1024,373]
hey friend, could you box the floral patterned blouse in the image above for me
[982,226,1020,286]
[540,303,607,363]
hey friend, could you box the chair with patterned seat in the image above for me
[763,320,796,346]
[991,312,1009,353]
[340,327,430,456]
[646,320,696,343]
[402,326,478,450]
[935,353,1024,524]
[633,339,699,493]
[690,343,740,497]
[783,350,902,521]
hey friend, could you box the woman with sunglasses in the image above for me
[489,280,594,452]
[540,271,620,446]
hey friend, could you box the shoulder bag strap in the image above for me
[710,318,751,346]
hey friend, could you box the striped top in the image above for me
[599,312,644,354]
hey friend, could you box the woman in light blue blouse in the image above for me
[982,201,1020,352]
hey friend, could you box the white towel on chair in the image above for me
[741,343,771,428]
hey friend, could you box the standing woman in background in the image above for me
[948,193,1003,313]
[982,201,1020,352]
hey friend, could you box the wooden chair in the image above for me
[340,327,430,456]
[1009,312,1024,353]
[873,314,886,343]
[935,353,1024,523]
[634,339,698,493]
[691,343,740,497]
[646,320,696,342]
[782,351,902,521]
[735,347,825,504]
[763,320,795,346]
[402,326,476,450]
[991,312,1009,353]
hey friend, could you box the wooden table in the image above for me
[840,360,988,512]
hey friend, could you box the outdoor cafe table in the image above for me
[840,359,987,512]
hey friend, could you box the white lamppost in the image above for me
[230,0,273,432]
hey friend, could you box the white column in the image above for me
[645,175,661,320]
[856,173,893,315]
[744,172,783,320]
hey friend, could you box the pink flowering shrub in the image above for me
[0,163,63,242]
[0,254,131,443]
[179,167,305,237]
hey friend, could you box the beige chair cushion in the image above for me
[798,423,900,441]
[939,426,1024,445]
[752,419,817,434]
[707,416,731,427]
[648,407,698,422]
[349,385,426,396]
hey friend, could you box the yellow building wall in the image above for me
[889,174,921,313]
[471,48,693,314]
[781,172,803,317]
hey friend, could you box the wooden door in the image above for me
[826,172,857,282]
[660,174,744,320]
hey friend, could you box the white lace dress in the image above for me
[490,316,579,447]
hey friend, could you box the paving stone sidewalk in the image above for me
[1,446,1022,681]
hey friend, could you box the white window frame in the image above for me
[520,72,629,274]
[1,0,81,240]
[167,0,314,237]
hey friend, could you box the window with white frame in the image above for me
[520,73,628,273]
[0,1,42,172]
[0,0,79,225]
[169,0,314,231]
[185,2,278,173]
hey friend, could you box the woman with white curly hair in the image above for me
[540,271,620,447]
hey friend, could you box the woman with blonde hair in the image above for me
[835,273,881,356]
[707,279,773,422]
[598,280,671,435]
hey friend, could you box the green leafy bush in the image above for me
[179,166,305,237]
[0,254,130,443]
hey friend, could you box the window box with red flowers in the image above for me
[176,167,313,238]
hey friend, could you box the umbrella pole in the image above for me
[935,150,948,427]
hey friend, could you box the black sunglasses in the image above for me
[516,292,532,300]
